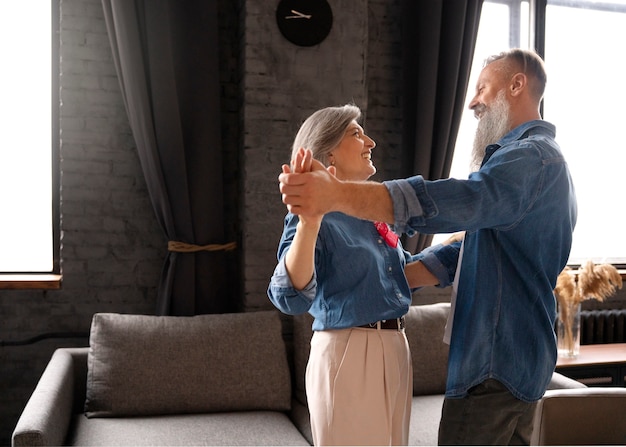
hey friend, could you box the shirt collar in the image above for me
[483,120,556,164]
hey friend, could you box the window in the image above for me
[0,1,60,278]
[434,0,626,267]
[543,0,626,265]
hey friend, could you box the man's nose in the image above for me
[468,96,478,110]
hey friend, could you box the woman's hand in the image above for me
[442,231,465,246]
[279,148,340,217]
[282,148,325,289]
[282,153,323,227]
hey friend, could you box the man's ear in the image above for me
[510,73,526,97]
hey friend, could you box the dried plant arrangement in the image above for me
[554,261,623,353]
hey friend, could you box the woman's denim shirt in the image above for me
[385,120,577,402]
[268,212,418,331]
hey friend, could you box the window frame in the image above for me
[51,0,61,277]
[0,0,61,289]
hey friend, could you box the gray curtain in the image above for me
[401,0,483,253]
[101,0,239,315]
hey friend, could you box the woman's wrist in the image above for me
[297,215,322,231]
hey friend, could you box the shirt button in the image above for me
[388,266,392,272]
[378,239,383,244]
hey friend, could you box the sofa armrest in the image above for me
[12,348,87,447]
[531,387,626,445]
[547,371,586,389]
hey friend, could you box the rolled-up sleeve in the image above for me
[383,177,425,236]
[267,254,316,315]
[409,241,460,288]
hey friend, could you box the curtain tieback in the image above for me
[168,241,237,253]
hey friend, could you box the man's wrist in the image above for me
[334,181,393,223]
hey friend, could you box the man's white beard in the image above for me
[469,90,511,172]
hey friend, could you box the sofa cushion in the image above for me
[69,411,310,446]
[409,394,445,445]
[404,303,450,395]
[84,311,291,417]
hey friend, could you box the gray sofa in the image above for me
[12,303,591,446]
[531,387,626,445]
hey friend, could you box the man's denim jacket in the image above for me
[385,120,577,402]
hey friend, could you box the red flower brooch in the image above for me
[374,221,399,248]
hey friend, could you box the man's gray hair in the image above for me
[485,48,547,101]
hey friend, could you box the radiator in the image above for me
[581,309,626,344]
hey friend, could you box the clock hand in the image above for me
[285,9,312,19]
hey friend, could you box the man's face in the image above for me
[468,61,512,172]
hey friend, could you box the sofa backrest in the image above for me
[84,310,292,417]
[291,302,451,407]
[404,302,450,395]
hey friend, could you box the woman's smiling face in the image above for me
[330,120,376,181]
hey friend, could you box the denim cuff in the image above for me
[383,178,423,236]
[416,242,461,288]
[272,255,317,300]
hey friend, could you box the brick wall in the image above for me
[241,0,407,310]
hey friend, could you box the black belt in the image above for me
[358,317,405,331]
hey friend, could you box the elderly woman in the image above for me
[268,104,458,445]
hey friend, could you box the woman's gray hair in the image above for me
[291,104,361,166]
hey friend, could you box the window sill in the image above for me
[0,274,62,290]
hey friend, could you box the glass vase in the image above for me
[557,301,581,358]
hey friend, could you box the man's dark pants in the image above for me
[438,379,538,445]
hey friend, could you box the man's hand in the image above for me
[279,148,339,217]
[279,148,395,223]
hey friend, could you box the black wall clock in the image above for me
[276,0,333,47]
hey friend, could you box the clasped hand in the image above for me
[279,148,339,218]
